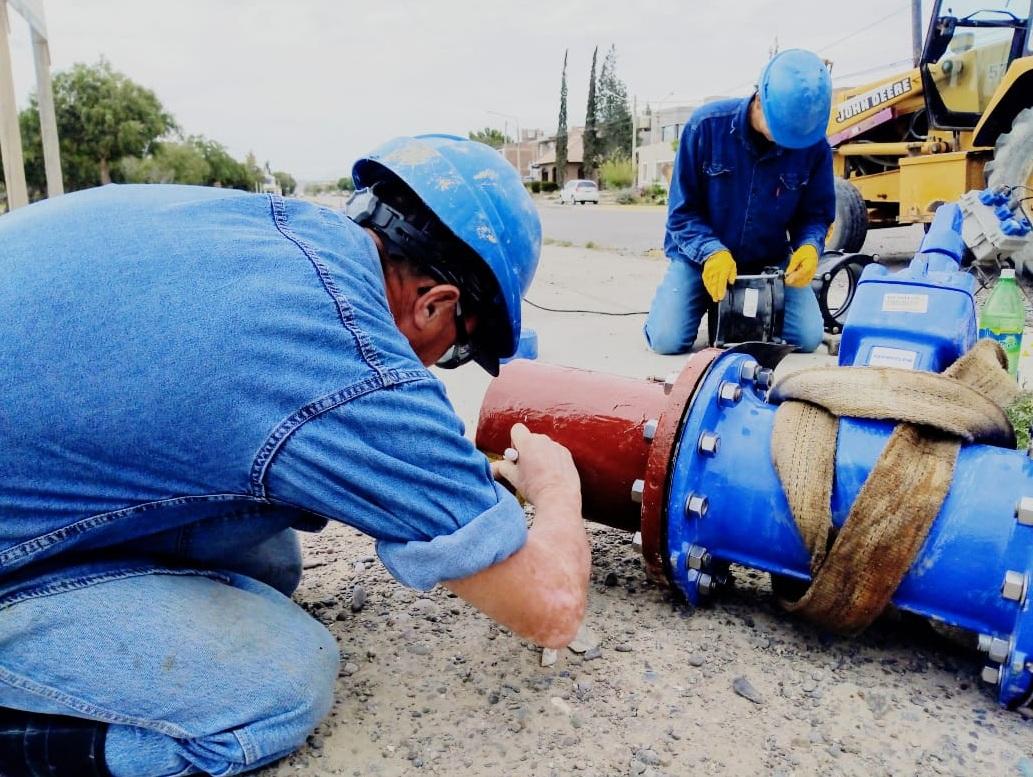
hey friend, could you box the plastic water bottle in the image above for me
[978,268,1026,379]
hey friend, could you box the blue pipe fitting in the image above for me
[663,348,1033,707]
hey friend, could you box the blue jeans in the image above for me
[0,512,339,777]
[644,260,825,354]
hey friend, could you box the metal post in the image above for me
[31,28,61,197]
[911,0,923,67]
[0,0,29,210]
[630,94,638,189]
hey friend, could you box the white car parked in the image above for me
[560,179,599,205]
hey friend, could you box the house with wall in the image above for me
[633,104,696,190]
[499,128,545,181]
[530,126,585,184]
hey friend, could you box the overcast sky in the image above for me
[7,0,928,180]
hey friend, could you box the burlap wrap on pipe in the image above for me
[770,339,1019,635]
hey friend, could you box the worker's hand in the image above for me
[491,423,580,506]
[702,250,737,302]
[785,244,819,288]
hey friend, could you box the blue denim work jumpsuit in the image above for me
[644,95,836,354]
[0,185,527,776]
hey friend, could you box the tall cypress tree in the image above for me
[582,46,600,180]
[555,49,569,187]
[598,44,632,159]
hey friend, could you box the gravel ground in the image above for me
[254,235,1033,777]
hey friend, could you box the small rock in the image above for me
[408,643,432,655]
[604,571,620,587]
[732,676,764,704]
[688,654,705,667]
[541,648,559,667]
[615,643,633,652]
[350,585,367,612]
[583,646,602,661]
[342,662,359,676]
[637,749,661,766]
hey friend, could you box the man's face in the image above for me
[749,96,775,142]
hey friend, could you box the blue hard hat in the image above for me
[758,49,832,149]
[353,134,541,363]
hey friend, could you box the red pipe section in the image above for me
[476,360,667,532]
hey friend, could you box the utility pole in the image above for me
[0,0,29,210]
[911,0,923,67]
[630,95,637,190]
[488,110,522,180]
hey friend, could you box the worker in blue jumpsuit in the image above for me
[645,49,836,354]
[0,135,590,776]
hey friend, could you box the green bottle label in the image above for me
[978,327,1022,376]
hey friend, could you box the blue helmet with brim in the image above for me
[352,134,541,368]
[758,49,832,149]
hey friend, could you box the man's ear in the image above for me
[413,284,460,331]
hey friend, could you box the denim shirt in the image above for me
[664,95,835,269]
[0,184,526,591]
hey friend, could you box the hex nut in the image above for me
[981,664,1001,685]
[687,545,710,571]
[698,431,720,456]
[1002,570,1027,603]
[1017,497,1033,526]
[631,531,643,553]
[718,381,742,405]
[643,418,659,442]
[755,368,775,390]
[988,637,1011,664]
[685,493,709,519]
[739,361,760,382]
[630,479,645,504]
[697,572,715,596]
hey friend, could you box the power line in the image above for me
[816,1,912,54]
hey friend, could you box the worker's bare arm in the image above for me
[444,424,590,649]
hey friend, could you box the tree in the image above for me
[582,46,600,180]
[120,141,210,185]
[597,45,632,159]
[273,171,297,195]
[467,127,512,149]
[19,59,175,192]
[189,136,254,190]
[337,176,355,192]
[599,154,634,190]
[555,50,569,187]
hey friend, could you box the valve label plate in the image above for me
[868,346,918,369]
[882,293,929,314]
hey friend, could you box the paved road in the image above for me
[536,200,925,261]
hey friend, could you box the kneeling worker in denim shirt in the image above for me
[0,135,590,776]
[645,49,837,354]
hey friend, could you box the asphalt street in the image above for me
[537,199,925,261]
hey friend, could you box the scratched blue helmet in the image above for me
[351,134,541,374]
[758,49,832,149]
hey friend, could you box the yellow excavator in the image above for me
[826,0,1033,270]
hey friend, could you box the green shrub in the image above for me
[541,181,559,193]
[615,188,639,205]
[599,154,634,190]
[644,182,667,201]
[526,180,542,194]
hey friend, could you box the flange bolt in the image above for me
[739,361,760,382]
[697,572,716,596]
[755,368,775,390]
[1002,570,1027,603]
[687,545,711,571]
[631,479,645,504]
[1017,496,1033,526]
[684,493,708,519]
[988,637,1011,664]
[663,372,679,395]
[718,381,742,406]
[643,418,659,442]
[698,431,720,456]
[981,665,1002,685]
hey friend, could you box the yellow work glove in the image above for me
[785,244,819,288]
[702,250,737,303]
